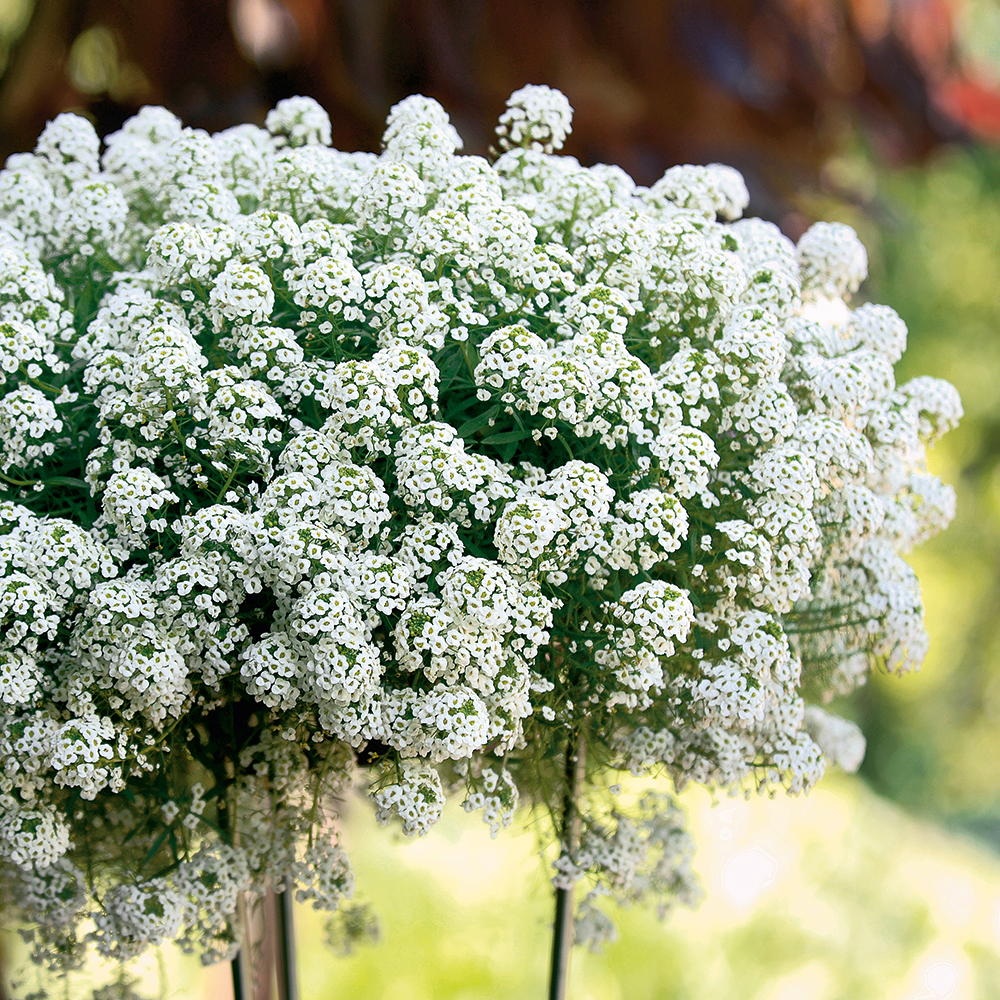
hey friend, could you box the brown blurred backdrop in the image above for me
[1,0,999,236]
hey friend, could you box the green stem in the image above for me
[0,471,38,487]
[19,368,62,395]
[214,460,243,504]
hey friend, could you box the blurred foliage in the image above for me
[287,781,1000,999]
[10,779,1000,999]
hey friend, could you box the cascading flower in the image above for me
[0,88,959,974]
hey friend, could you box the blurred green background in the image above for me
[2,1,1000,997]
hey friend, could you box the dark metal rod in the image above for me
[231,892,257,1000]
[549,880,575,1000]
[231,949,245,1000]
[275,877,299,1000]
[548,732,586,1000]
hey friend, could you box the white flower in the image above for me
[92,879,185,961]
[208,258,274,329]
[101,467,179,537]
[240,631,304,710]
[373,758,445,836]
[0,647,43,705]
[645,163,749,221]
[462,767,519,838]
[383,94,463,151]
[496,85,574,153]
[803,706,866,772]
[797,221,868,300]
[355,161,426,237]
[265,96,332,148]
[0,385,63,472]
[0,803,72,869]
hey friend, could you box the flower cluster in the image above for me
[0,89,958,966]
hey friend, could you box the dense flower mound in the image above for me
[0,86,959,965]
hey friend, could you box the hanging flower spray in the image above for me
[0,86,959,989]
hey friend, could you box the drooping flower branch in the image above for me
[0,86,958,975]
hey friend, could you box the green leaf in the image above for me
[456,406,501,439]
[445,392,487,421]
[462,536,495,559]
[481,427,531,446]
[42,477,88,490]
[199,782,230,803]
[433,346,466,394]
[139,825,171,872]
[500,439,523,463]
[191,814,229,841]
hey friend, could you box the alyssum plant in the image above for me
[0,86,959,991]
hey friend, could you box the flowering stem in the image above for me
[0,471,38,487]
[548,730,586,1000]
[214,459,243,503]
